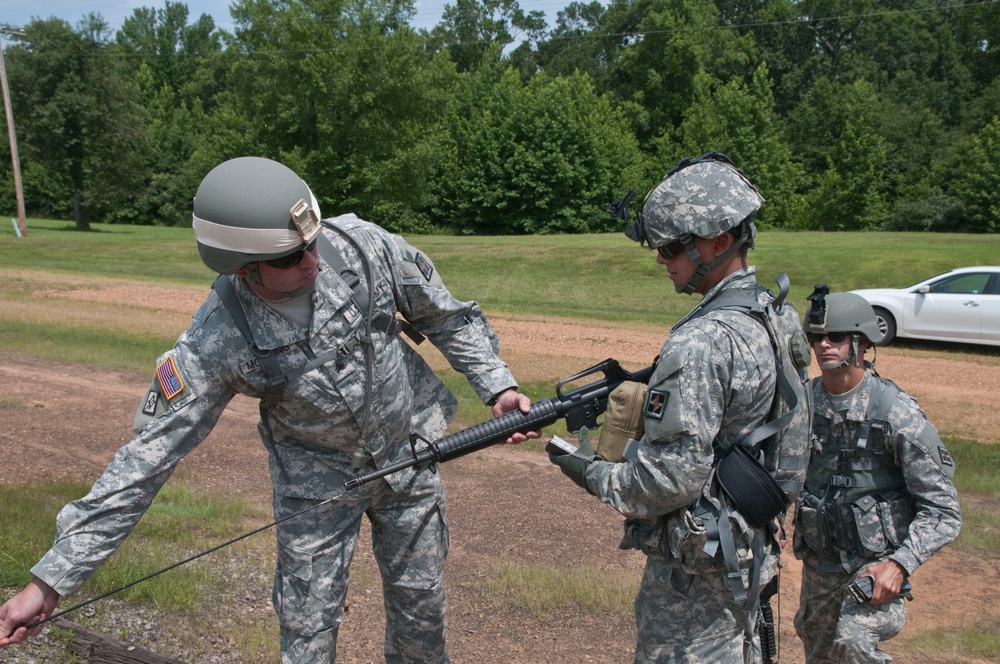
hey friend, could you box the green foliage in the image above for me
[0,0,998,233]
[433,62,648,234]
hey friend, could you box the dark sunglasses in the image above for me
[808,331,849,344]
[657,239,687,260]
[262,240,317,269]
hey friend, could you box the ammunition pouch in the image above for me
[796,490,912,559]
[596,380,647,462]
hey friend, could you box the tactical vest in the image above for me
[799,376,912,560]
[685,273,812,610]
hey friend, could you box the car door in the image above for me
[903,272,992,341]
[982,274,1000,343]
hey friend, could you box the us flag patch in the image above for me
[414,253,434,281]
[645,389,668,419]
[156,356,184,400]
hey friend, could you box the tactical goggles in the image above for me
[807,331,849,344]
[657,239,687,260]
[262,240,317,269]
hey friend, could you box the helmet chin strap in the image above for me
[818,334,863,371]
[679,228,750,295]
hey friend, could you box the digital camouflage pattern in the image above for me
[793,373,962,663]
[586,267,803,663]
[638,159,763,249]
[31,214,518,664]
[795,561,906,664]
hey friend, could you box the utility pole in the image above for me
[0,28,26,238]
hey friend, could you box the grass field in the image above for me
[4,217,1000,327]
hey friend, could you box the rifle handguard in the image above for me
[344,359,654,490]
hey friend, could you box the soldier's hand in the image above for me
[550,427,599,494]
[491,389,540,444]
[860,559,907,605]
[0,577,60,646]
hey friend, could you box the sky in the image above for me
[1,0,575,34]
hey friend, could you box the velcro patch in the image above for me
[938,445,954,467]
[156,356,185,400]
[644,389,668,420]
[414,253,434,282]
[141,390,159,416]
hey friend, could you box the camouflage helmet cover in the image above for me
[812,292,884,344]
[192,156,322,275]
[638,152,764,249]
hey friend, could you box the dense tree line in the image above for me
[1,0,998,234]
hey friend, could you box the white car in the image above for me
[850,266,1000,347]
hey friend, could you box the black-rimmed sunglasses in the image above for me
[657,239,687,260]
[262,240,317,269]
[807,331,849,344]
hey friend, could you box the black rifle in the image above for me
[345,358,655,490]
[758,575,780,664]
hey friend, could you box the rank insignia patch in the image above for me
[142,390,159,416]
[156,356,185,400]
[938,445,954,467]
[414,253,434,282]
[644,389,668,419]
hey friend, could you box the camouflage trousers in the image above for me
[794,558,906,664]
[633,554,769,663]
[271,466,450,664]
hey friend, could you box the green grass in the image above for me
[945,438,1000,554]
[0,482,261,611]
[484,560,640,618]
[4,218,1000,326]
[1,218,215,285]
[903,615,1000,662]
[0,320,177,373]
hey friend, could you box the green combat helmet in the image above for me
[806,287,883,369]
[192,156,322,277]
[621,151,764,294]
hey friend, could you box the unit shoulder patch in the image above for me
[644,389,669,420]
[141,390,159,416]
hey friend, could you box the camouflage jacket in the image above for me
[587,268,783,566]
[794,373,962,575]
[32,214,517,597]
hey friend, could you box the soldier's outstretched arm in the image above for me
[0,577,60,646]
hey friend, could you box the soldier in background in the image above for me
[550,151,811,662]
[794,289,962,663]
[0,156,536,663]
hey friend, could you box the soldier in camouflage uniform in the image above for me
[0,157,536,663]
[793,290,961,663]
[551,152,810,663]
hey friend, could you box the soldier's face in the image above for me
[656,235,716,294]
[813,333,852,371]
[256,244,320,294]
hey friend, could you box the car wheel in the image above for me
[873,307,896,345]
